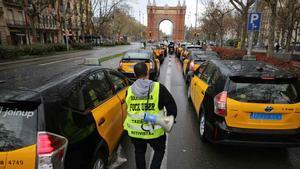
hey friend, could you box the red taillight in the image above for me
[189,61,195,71]
[38,134,55,155]
[214,91,227,117]
[38,132,68,169]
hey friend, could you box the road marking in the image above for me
[39,57,81,66]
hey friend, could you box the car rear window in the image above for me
[228,80,300,104]
[188,47,202,51]
[0,102,38,151]
[123,52,149,59]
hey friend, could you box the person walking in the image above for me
[124,62,177,169]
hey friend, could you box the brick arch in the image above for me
[147,4,186,42]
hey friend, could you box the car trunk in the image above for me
[225,77,300,130]
[120,59,151,73]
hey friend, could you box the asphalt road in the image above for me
[116,55,300,169]
[0,43,140,89]
[1,44,300,169]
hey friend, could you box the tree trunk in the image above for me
[267,0,278,57]
[240,12,248,50]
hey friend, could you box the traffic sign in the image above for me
[248,13,261,31]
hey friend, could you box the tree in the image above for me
[264,0,278,57]
[277,0,300,52]
[205,1,233,46]
[229,0,255,50]
[91,0,125,28]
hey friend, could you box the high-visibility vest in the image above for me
[124,82,165,139]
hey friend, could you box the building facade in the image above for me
[0,0,92,46]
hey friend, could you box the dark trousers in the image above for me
[130,135,166,169]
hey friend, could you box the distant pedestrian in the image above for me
[275,42,280,53]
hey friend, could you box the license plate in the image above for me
[250,113,282,120]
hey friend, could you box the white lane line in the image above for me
[148,56,173,169]
[39,57,81,66]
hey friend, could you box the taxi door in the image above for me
[106,70,130,122]
[192,63,216,115]
[86,71,123,155]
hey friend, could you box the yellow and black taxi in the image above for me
[118,49,160,81]
[0,64,130,169]
[160,43,168,57]
[188,60,300,146]
[175,42,191,59]
[183,51,219,82]
[181,45,203,61]
[149,44,165,64]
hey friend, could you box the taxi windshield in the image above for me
[0,89,40,151]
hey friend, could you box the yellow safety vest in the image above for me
[124,82,165,139]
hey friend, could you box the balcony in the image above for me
[3,0,23,8]
[6,19,25,28]
[36,23,60,30]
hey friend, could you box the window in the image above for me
[108,71,128,93]
[200,63,216,84]
[228,81,300,104]
[67,71,113,111]
[7,9,13,21]
[83,71,114,109]
[0,102,38,151]
[194,61,208,77]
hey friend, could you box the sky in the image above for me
[127,0,206,35]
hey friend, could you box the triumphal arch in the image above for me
[147,0,186,41]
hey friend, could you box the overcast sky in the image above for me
[127,0,206,35]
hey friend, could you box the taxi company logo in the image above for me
[0,106,34,118]
[265,106,273,112]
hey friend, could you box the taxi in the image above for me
[181,45,203,62]
[188,60,300,146]
[0,63,130,169]
[160,43,168,57]
[183,51,219,82]
[176,42,191,59]
[118,49,160,81]
[151,44,165,64]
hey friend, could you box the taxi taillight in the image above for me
[214,91,227,117]
[38,132,68,169]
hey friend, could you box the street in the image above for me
[0,43,140,89]
[1,44,300,169]
[117,52,300,169]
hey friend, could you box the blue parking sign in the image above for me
[248,13,261,31]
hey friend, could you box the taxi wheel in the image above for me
[92,153,107,169]
[199,109,208,143]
